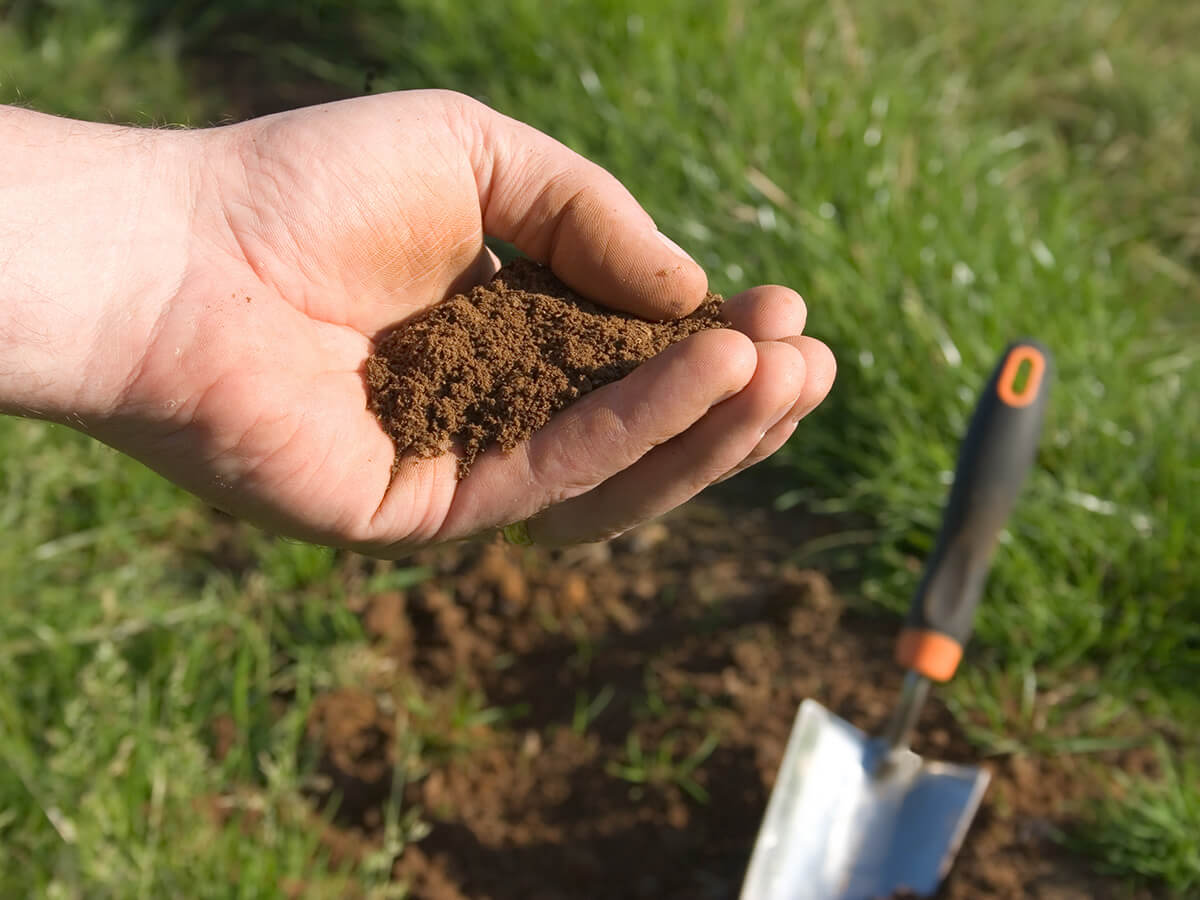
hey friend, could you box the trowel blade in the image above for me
[740,699,989,900]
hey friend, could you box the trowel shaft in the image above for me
[881,670,932,754]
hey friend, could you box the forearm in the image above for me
[0,105,194,425]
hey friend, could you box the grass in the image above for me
[606,731,721,805]
[2,0,1198,895]
[1073,747,1200,893]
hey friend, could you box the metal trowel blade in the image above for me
[740,699,989,900]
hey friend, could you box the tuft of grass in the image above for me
[606,731,721,805]
[1072,748,1200,896]
[572,685,616,736]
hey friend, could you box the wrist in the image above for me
[0,106,198,426]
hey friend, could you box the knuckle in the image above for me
[529,403,632,497]
[429,88,483,113]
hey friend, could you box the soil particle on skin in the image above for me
[366,257,727,477]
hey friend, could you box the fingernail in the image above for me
[656,230,695,263]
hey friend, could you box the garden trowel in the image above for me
[741,339,1052,900]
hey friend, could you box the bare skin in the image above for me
[0,90,835,555]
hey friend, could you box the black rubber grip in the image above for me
[904,339,1052,653]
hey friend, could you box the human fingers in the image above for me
[713,335,837,485]
[434,328,758,540]
[454,93,708,320]
[520,340,809,546]
[719,284,808,340]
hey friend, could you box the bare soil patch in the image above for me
[292,481,1148,899]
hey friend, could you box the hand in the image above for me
[0,91,834,554]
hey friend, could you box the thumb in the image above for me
[457,94,708,320]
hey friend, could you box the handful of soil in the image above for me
[366,257,727,477]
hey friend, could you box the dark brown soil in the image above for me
[366,258,726,476]
[286,477,1153,900]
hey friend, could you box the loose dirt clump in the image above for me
[366,257,726,476]
[306,688,395,832]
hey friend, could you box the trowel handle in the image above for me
[896,339,1052,682]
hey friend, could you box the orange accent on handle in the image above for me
[895,628,964,682]
[996,345,1046,408]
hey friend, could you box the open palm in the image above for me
[105,91,834,554]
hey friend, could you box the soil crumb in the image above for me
[366,257,726,476]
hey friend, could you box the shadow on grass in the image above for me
[117,0,452,119]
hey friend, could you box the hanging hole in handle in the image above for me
[997,346,1045,407]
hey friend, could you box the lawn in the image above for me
[1,0,1197,896]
